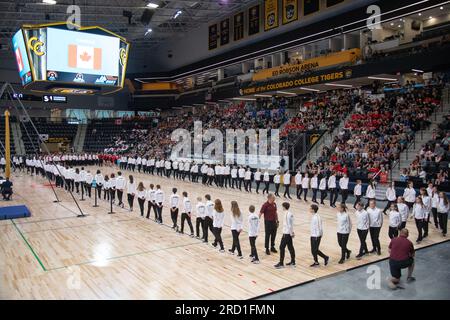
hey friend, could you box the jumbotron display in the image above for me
[12,23,129,94]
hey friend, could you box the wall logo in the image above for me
[27,37,45,56]
[73,73,85,83]
[47,71,58,81]
[345,69,353,79]
[95,75,118,85]
[119,47,127,67]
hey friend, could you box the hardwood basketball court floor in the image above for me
[1,167,448,299]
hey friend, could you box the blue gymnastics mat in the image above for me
[0,205,31,220]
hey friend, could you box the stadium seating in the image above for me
[19,119,78,154]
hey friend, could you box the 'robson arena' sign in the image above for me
[240,69,353,95]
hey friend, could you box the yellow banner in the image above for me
[242,69,353,95]
[282,0,298,24]
[264,0,279,31]
[252,48,360,81]
[142,82,178,91]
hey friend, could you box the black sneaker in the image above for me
[407,276,416,283]
[286,261,296,267]
[266,249,270,255]
[274,263,284,269]
[346,250,352,259]
[356,254,363,260]
[310,262,320,267]
[249,254,254,258]
[338,259,344,264]
[270,247,278,253]
[324,256,329,266]
[251,259,260,264]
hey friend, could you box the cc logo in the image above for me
[119,47,127,66]
[27,37,45,56]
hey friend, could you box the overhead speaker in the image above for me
[141,9,154,25]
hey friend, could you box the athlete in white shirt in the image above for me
[203,194,215,243]
[248,205,260,264]
[126,175,136,211]
[195,197,206,239]
[354,202,370,259]
[413,197,426,243]
[336,203,352,264]
[273,172,281,197]
[437,192,449,236]
[254,169,262,194]
[180,192,194,236]
[115,171,126,208]
[309,203,329,266]
[383,182,397,215]
[339,174,349,204]
[212,199,225,252]
[283,170,292,199]
[229,201,244,258]
[367,199,383,255]
[154,185,164,224]
[353,180,362,209]
[169,188,180,229]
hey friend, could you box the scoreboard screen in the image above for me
[11,23,129,94]
[12,30,32,86]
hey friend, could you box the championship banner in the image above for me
[220,19,230,46]
[208,24,218,50]
[264,0,279,31]
[252,48,361,81]
[303,0,320,16]
[241,69,353,95]
[282,0,298,25]
[248,5,260,35]
[234,12,244,41]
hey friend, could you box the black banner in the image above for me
[304,0,320,15]
[240,68,353,95]
[326,0,344,7]
[220,19,230,46]
[234,12,244,41]
[248,5,260,36]
[208,24,218,50]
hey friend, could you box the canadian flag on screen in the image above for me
[68,44,102,70]
[15,48,24,72]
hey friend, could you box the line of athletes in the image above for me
[25,161,449,268]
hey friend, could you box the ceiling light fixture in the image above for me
[368,76,398,81]
[299,87,320,92]
[145,28,152,36]
[324,83,353,88]
[42,0,57,4]
[232,97,257,101]
[254,94,273,97]
[173,10,182,19]
[411,69,424,73]
[276,91,297,95]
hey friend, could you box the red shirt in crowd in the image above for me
[389,235,415,261]
[260,201,278,221]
